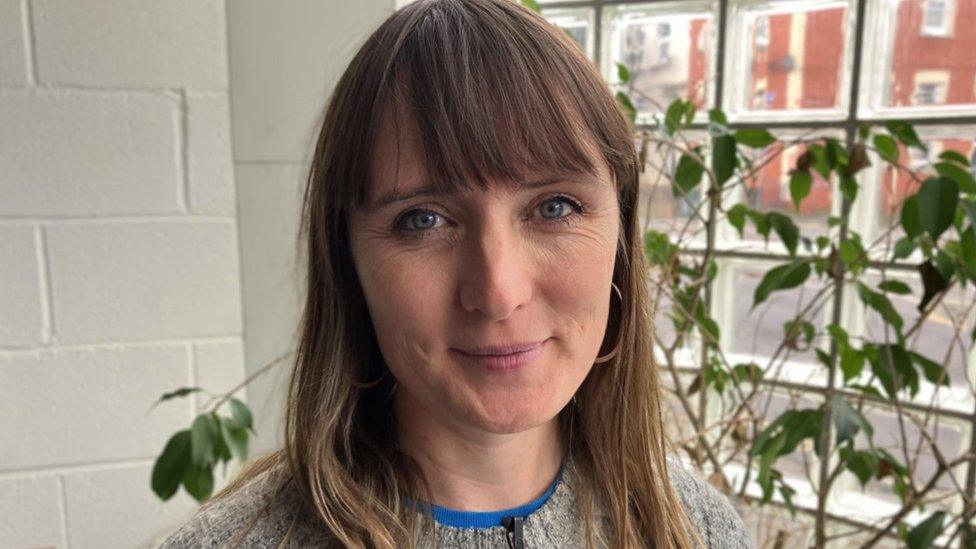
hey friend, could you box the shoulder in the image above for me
[665,455,754,549]
[158,466,333,548]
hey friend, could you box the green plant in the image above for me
[622,82,976,547]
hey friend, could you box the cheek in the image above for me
[352,244,452,364]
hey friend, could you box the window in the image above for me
[915,81,944,105]
[912,69,950,106]
[921,0,952,36]
[540,0,976,537]
[754,15,770,49]
[860,0,974,115]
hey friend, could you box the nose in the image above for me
[458,219,533,321]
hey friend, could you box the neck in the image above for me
[394,390,566,513]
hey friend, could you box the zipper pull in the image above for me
[502,516,524,549]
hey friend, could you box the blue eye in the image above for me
[396,209,441,233]
[538,197,581,220]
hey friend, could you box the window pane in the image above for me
[861,272,974,390]
[861,0,976,117]
[853,405,967,512]
[725,0,854,120]
[863,127,976,244]
[719,130,842,250]
[541,7,596,61]
[603,1,718,123]
[638,132,708,240]
[718,260,829,372]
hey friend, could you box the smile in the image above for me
[451,338,550,372]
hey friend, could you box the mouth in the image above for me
[451,338,550,372]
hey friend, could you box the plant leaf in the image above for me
[938,149,969,166]
[182,464,215,503]
[665,99,684,135]
[871,343,917,399]
[711,134,736,187]
[768,213,800,256]
[916,176,959,240]
[830,394,873,446]
[892,237,916,260]
[733,128,776,148]
[190,413,219,467]
[878,280,911,295]
[789,171,812,211]
[753,261,811,308]
[934,161,976,194]
[615,62,629,84]
[151,430,191,501]
[873,134,899,163]
[644,230,677,266]
[909,351,949,386]
[727,204,749,237]
[219,416,250,463]
[840,175,858,203]
[708,108,728,126]
[884,120,926,152]
[900,195,923,239]
[229,398,254,433]
[150,387,202,411]
[918,260,949,312]
[906,511,946,549]
[839,447,878,487]
[673,153,704,195]
[615,91,636,123]
[682,101,697,125]
[857,282,904,333]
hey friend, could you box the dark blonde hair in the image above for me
[220,0,701,546]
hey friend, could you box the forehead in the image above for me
[365,100,610,206]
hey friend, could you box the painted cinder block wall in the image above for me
[0,0,243,546]
[0,0,401,546]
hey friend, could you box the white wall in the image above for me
[227,0,396,453]
[0,0,243,546]
[0,0,398,546]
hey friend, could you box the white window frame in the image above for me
[921,0,954,37]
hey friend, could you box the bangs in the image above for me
[353,0,619,206]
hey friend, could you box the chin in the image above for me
[469,399,558,435]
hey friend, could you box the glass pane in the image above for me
[861,272,974,390]
[719,260,829,371]
[603,1,718,123]
[720,130,841,250]
[750,390,822,479]
[638,132,708,240]
[725,0,854,120]
[541,7,595,61]
[856,405,967,508]
[861,0,976,117]
[869,128,976,243]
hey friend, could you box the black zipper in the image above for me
[502,516,524,549]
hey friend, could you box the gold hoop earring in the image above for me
[593,282,623,364]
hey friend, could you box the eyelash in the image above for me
[391,195,586,239]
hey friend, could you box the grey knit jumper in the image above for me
[160,455,753,548]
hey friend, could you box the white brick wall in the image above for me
[0,0,245,546]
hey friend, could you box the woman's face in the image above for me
[347,111,620,438]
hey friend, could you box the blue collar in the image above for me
[406,462,566,529]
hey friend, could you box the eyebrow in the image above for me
[368,173,604,213]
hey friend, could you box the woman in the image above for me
[163,0,751,547]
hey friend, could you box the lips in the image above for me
[451,338,550,372]
[455,340,548,356]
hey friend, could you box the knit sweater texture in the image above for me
[159,454,753,548]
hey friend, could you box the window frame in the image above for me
[537,0,976,530]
